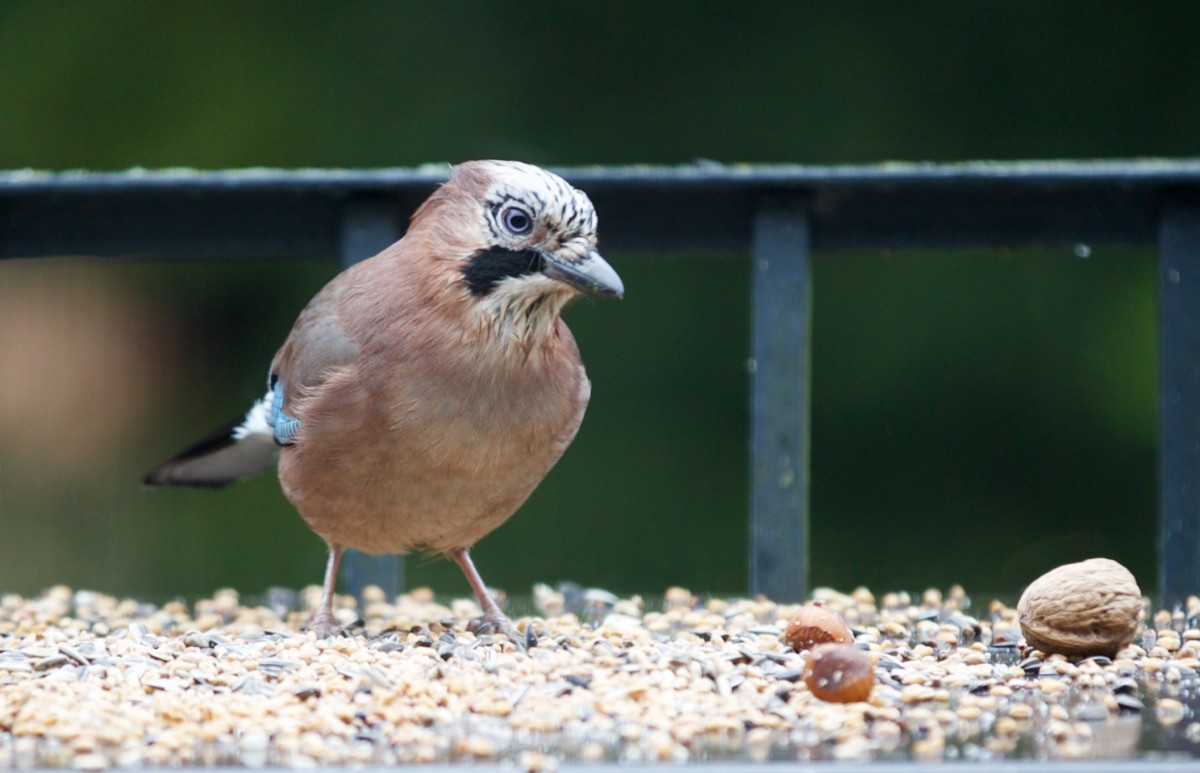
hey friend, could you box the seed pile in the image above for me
[0,583,1198,768]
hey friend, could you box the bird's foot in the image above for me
[308,611,342,638]
[469,611,535,649]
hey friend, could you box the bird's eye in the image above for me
[502,206,533,235]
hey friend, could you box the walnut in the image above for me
[1017,558,1142,658]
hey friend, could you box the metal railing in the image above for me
[3,160,1199,604]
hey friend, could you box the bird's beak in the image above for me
[541,249,625,299]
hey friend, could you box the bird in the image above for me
[144,160,623,640]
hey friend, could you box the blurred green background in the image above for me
[1,2,1196,602]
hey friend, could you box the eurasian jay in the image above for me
[145,160,623,639]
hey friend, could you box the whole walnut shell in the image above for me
[1017,558,1142,658]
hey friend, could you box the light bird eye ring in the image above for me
[501,206,533,235]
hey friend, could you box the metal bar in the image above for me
[337,198,405,603]
[4,161,1200,258]
[1158,200,1200,606]
[749,198,811,602]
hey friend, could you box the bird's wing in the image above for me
[144,284,360,488]
[267,288,361,445]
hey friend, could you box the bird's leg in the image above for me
[450,547,523,644]
[309,544,345,637]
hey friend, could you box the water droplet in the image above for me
[1073,243,1092,258]
[1169,269,1182,284]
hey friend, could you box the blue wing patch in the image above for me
[269,376,302,446]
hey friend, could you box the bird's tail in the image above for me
[143,399,279,489]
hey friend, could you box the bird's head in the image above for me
[413,160,623,340]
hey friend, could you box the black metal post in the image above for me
[337,197,405,602]
[749,199,812,602]
[1158,201,1200,606]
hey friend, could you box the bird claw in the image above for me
[469,613,534,650]
[308,612,342,638]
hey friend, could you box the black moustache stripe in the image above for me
[462,247,545,296]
